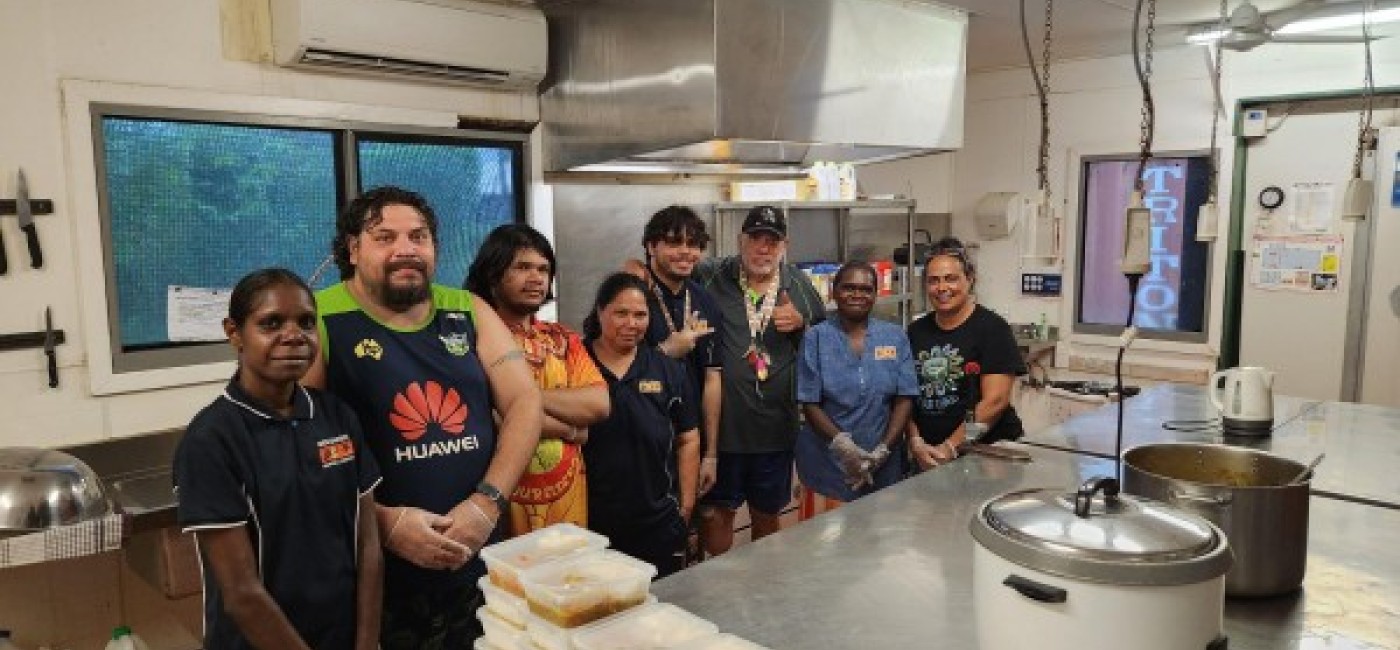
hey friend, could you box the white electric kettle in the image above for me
[1209,366,1275,435]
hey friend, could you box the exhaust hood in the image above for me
[539,0,967,174]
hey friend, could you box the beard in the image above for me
[379,259,432,312]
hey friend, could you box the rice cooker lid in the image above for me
[970,485,1232,586]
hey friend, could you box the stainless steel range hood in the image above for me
[540,0,967,174]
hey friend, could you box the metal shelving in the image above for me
[711,198,919,325]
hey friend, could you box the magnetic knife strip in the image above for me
[0,329,65,352]
[0,198,54,215]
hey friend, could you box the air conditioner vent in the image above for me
[300,48,510,85]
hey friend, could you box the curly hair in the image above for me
[332,186,439,280]
[642,205,711,251]
[466,223,557,307]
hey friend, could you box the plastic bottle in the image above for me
[837,163,857,200]
[103,627,149,650]
[0,629,24,650]
[1038,313,1049,340]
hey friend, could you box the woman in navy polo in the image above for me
[582,273,701,577]
[173,268,382,649]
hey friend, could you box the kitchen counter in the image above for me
[1020,384,1400,509]
[653,445,1400,650]
[1020,383,1319,457]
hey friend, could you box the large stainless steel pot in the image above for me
[0,447,112,532]
[971,477,1232,650]
[1123,442,1309,598]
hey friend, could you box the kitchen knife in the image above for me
[16,169,41,269]
[44,306,58,388]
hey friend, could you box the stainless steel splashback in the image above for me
[552,184,723,328]
[540,0,967,172]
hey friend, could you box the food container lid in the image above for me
[672,633,773,650]
[478,523,609,576]
[969,479,1232,586]
[572,602,718,650]
[518,548,656,610]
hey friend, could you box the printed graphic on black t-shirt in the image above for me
[916,343,969,414]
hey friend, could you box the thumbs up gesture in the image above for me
[772,288,805,333]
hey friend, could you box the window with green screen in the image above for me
[94,105,525,373]
[357,135,519,289]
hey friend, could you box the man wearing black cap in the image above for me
[692,205,825,555]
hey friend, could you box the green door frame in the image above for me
[1217,86,1400,369]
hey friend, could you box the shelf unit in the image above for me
[710,199,919,326]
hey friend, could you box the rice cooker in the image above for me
[970,477,1232,650]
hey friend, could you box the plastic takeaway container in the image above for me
[479,523,609,597]
[672,633,774,650]
[477,607,528,650]
[572,602,719,650]
[519,549,656,628]
[479,575,529,627]
[525,595,658,650]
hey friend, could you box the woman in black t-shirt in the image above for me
[582,273,701,577]
[906,239,1026,471]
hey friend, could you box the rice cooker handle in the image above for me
[1002,574,1068,604]
[1073,476,1120,518]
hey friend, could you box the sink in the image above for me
[62,429,184,532]
[109,470,176,513]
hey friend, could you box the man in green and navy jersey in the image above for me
[306,186,541,648]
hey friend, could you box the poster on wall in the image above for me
[1289,181,1335,233]
[1250,234,1343,292]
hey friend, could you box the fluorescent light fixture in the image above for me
[1276,7,1400,33]
[1187,28,1230,44]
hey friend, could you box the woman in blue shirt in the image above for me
[795,262,918,502]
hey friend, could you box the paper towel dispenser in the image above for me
[974,192,1018,240]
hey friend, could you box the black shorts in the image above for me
[700,450,794,515]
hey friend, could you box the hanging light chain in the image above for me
[1353,0,1376,179]
[1134,0,1158,190]
[1207,0,1227,199]
[1039,0,1054,197]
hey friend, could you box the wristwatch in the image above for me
[476,481,509,513]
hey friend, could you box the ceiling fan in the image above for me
[1189,0,1392,52]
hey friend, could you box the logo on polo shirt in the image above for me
[439,332,471,356]
[389,380,479,463]
[318,435,356,468]
[355,338,384,361]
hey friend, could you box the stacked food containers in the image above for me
[475,524,770,650]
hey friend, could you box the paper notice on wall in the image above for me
[168,285,230,341]
[1290,182,1335,233]
[1251,234,1343,292]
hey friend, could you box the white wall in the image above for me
[870,37,1400,378]
[0,0,544,447]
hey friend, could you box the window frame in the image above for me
[1072,150,1213,343]
[75,96,529,394]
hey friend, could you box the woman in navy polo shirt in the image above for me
[582,273,701,577]
[174,269,382,649]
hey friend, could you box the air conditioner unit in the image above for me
[270,0,546,90]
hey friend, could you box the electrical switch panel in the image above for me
[1021,273,1062,297]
